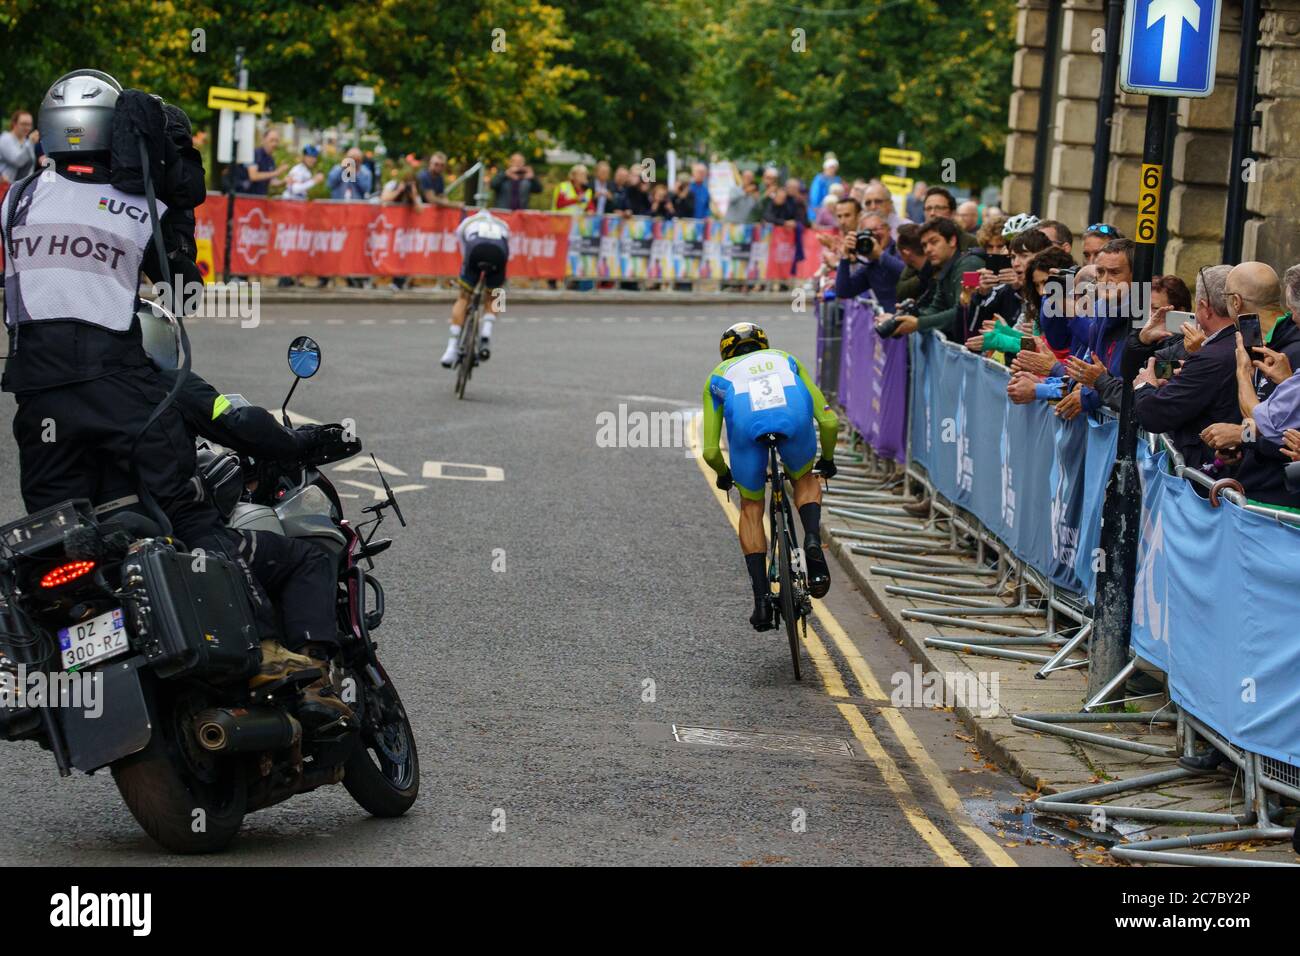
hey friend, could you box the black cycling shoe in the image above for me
[750,595,776,632]
[805,543,831,598]
[478,337,491,361]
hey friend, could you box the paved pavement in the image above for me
[0,299,1075,865]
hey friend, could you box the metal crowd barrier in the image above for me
[822,329,1299,865]
[815,298,845,407]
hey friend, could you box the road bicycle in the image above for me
[760,433,813,681]
[453,272,489,399]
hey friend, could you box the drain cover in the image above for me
[672,725,856,758]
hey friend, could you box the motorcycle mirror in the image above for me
[287,336,322,379]
[281,336,322,427]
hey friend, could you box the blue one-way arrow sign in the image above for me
[1120,0,1222,98]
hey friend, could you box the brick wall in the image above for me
[1000,0,1300,283]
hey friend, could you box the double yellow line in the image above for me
[690,417,1015,867]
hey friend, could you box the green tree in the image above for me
[332,0,581,164]
[701,0,1017,189]
[548,0,703,163]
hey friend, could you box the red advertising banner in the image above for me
[765,225,830,280]
[4,184,816,284]
[194,195,570,279]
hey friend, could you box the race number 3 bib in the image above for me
[750,373,787,411]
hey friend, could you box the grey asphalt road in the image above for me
[0,299,1074,866]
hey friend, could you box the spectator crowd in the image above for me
[815,161,1300,513]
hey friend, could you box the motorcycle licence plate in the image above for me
[59,608,128,671]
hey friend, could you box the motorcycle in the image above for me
[0,336,419,853]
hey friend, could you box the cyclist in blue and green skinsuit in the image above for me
[702,323,839,631]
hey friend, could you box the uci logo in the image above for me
[96,196,149,223]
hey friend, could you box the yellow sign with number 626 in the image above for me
[1136,164,1162,245]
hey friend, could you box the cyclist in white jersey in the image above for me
[440,208,511,367]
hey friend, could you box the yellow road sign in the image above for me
[881,175,914,194]
[1135,163,1162,245]
[879,147,922,168]
[195,238,216,284]
[207,86,267,114]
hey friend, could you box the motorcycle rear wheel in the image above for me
[112,686,247,854]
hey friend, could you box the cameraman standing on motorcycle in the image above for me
[0,71,217,546]
[3,71,350,728]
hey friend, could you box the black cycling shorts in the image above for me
[459,238,509,291]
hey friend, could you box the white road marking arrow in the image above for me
[338,479,426,500]
[1148,0,1201,83]
[332,455,408,476]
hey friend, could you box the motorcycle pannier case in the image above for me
[123,541,260,681]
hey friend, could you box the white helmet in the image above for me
[1001,213,1040,239]
[38,69,122,158]
[138,299,182,370]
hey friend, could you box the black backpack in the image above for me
[109,89,175,197]
[161,103,206,212]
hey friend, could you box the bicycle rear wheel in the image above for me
[454,283,483,400]
[777,529,802,679]
[770,448,802,681]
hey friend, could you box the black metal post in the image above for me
[1088,0,1124,226]
[1154,101,1178,269]
[1031,0,1063,215]
[1223,0,1262,265]
[222,47,245,283]
[1087,95,1172,703]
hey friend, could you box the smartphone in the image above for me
[962,271,981,289]
[1238,313,1262,353]
[985,254,1012,273]
[1165,310,1194,334]
[1155,360,1175,379]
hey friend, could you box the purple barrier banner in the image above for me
[839,297,908,462]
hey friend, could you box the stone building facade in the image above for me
[1002,0,1300,281]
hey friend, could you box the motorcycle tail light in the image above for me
[40,561,96,589]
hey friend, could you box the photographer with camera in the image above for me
[834,201,904,311]
[381,164,427,209]
[491,152,544,211]
[380,165,425,290]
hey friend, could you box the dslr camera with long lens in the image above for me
[853,230,875,259]
[876,298,917,338]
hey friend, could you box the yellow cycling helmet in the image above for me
[719,322,769,360]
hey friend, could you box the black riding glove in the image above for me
[715,467,734,491]
[816,458,837,479]
[295,423,362,464]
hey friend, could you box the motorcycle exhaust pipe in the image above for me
[194,707,302,753]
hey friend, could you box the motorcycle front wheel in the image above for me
[342,663,419,817]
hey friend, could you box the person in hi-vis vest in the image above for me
[552,163,594,215]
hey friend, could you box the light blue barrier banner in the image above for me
[1131,450,1300,767]
[908,332,1117,597]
